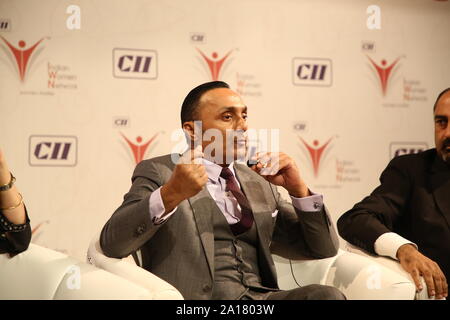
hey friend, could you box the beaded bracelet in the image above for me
[0,172,16,192]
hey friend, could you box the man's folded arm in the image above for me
[270,186,339,260]
[337,158,411,254]
[100,160,171,258]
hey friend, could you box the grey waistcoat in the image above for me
[211,208,271,300]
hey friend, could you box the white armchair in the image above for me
[0,244,155,299]
[87,236,418,300]
[274,249,417,300]
[87,232,432,300]
[86,232,183,300]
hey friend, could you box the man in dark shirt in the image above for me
[338,88,450,300]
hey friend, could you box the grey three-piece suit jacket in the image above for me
[100,154,339,299]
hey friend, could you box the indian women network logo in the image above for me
[120,132,159,165]
[299,137,334,178]
[367,55,402,97]
[0,36,48,82]
[196,48,233,81]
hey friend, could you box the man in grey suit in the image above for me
[100,81,345,300]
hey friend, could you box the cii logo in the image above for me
[113,48,157,79]
[29,135,77,167]
[292,58,332,86]
[120,132,159,165]
[113,116,130,128]
[190,33,206,43]
[390,142,428,159]
[0,36,47,82]
[367,55,402,96]
[0,19,11,31]
[197,48,233,81]
[299,137,333,177]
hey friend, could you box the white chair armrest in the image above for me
[87,233,183,300]
[345,243,441,300]
[0,244,153,299]
[326,249,415,299]
[277,249,417,299]
[274,253,339,290]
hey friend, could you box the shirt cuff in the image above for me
[374,232,418,260]
[148,187,177,225]
[290,192,323,212]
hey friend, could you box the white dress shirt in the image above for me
[149,158,324,225]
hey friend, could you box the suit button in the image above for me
[202,284,211,292]
[136,224,146,235]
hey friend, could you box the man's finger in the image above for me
[422,270,436,298]
[410,269,423,292]
[256,153,282,175]
[442,277,448,298]
[178,151,192,164]
[191,144,204,164]
[256,152,271,166]
[179,145,204,164]
[435,268,447,299]
[259,155,276,175]
[191,144,203,158]
[434,272,444,299]
[266,154,291,175]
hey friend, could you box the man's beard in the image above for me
[440,138,450,166]
[442,153,450,166]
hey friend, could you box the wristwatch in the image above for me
[0,172,16,192]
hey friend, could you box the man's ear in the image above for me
[182,121,196,144]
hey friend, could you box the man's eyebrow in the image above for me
[434,115,448,120]
[219,106,248,113]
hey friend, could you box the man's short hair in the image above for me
[434,87,450,111]
[180,81,230,126]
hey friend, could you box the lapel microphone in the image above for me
[246,145,259,167]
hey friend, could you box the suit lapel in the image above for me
[187,186,217,280]
[430,155,450,229]
[234,164,272,210]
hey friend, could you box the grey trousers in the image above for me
[239,285,346,300]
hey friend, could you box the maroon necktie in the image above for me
[220,167,254,235]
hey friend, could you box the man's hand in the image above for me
[160,145,207,214]
[250,152,309,198]
[397,244,448,299]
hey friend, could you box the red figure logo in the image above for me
[121,132,159,164]
[197,48,233,80]
[300,137,333,177]
[0,36,46,82]
[367,55,401,96]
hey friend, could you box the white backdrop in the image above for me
[1,0,449,283]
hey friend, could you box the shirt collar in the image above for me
[202,158,237,183]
